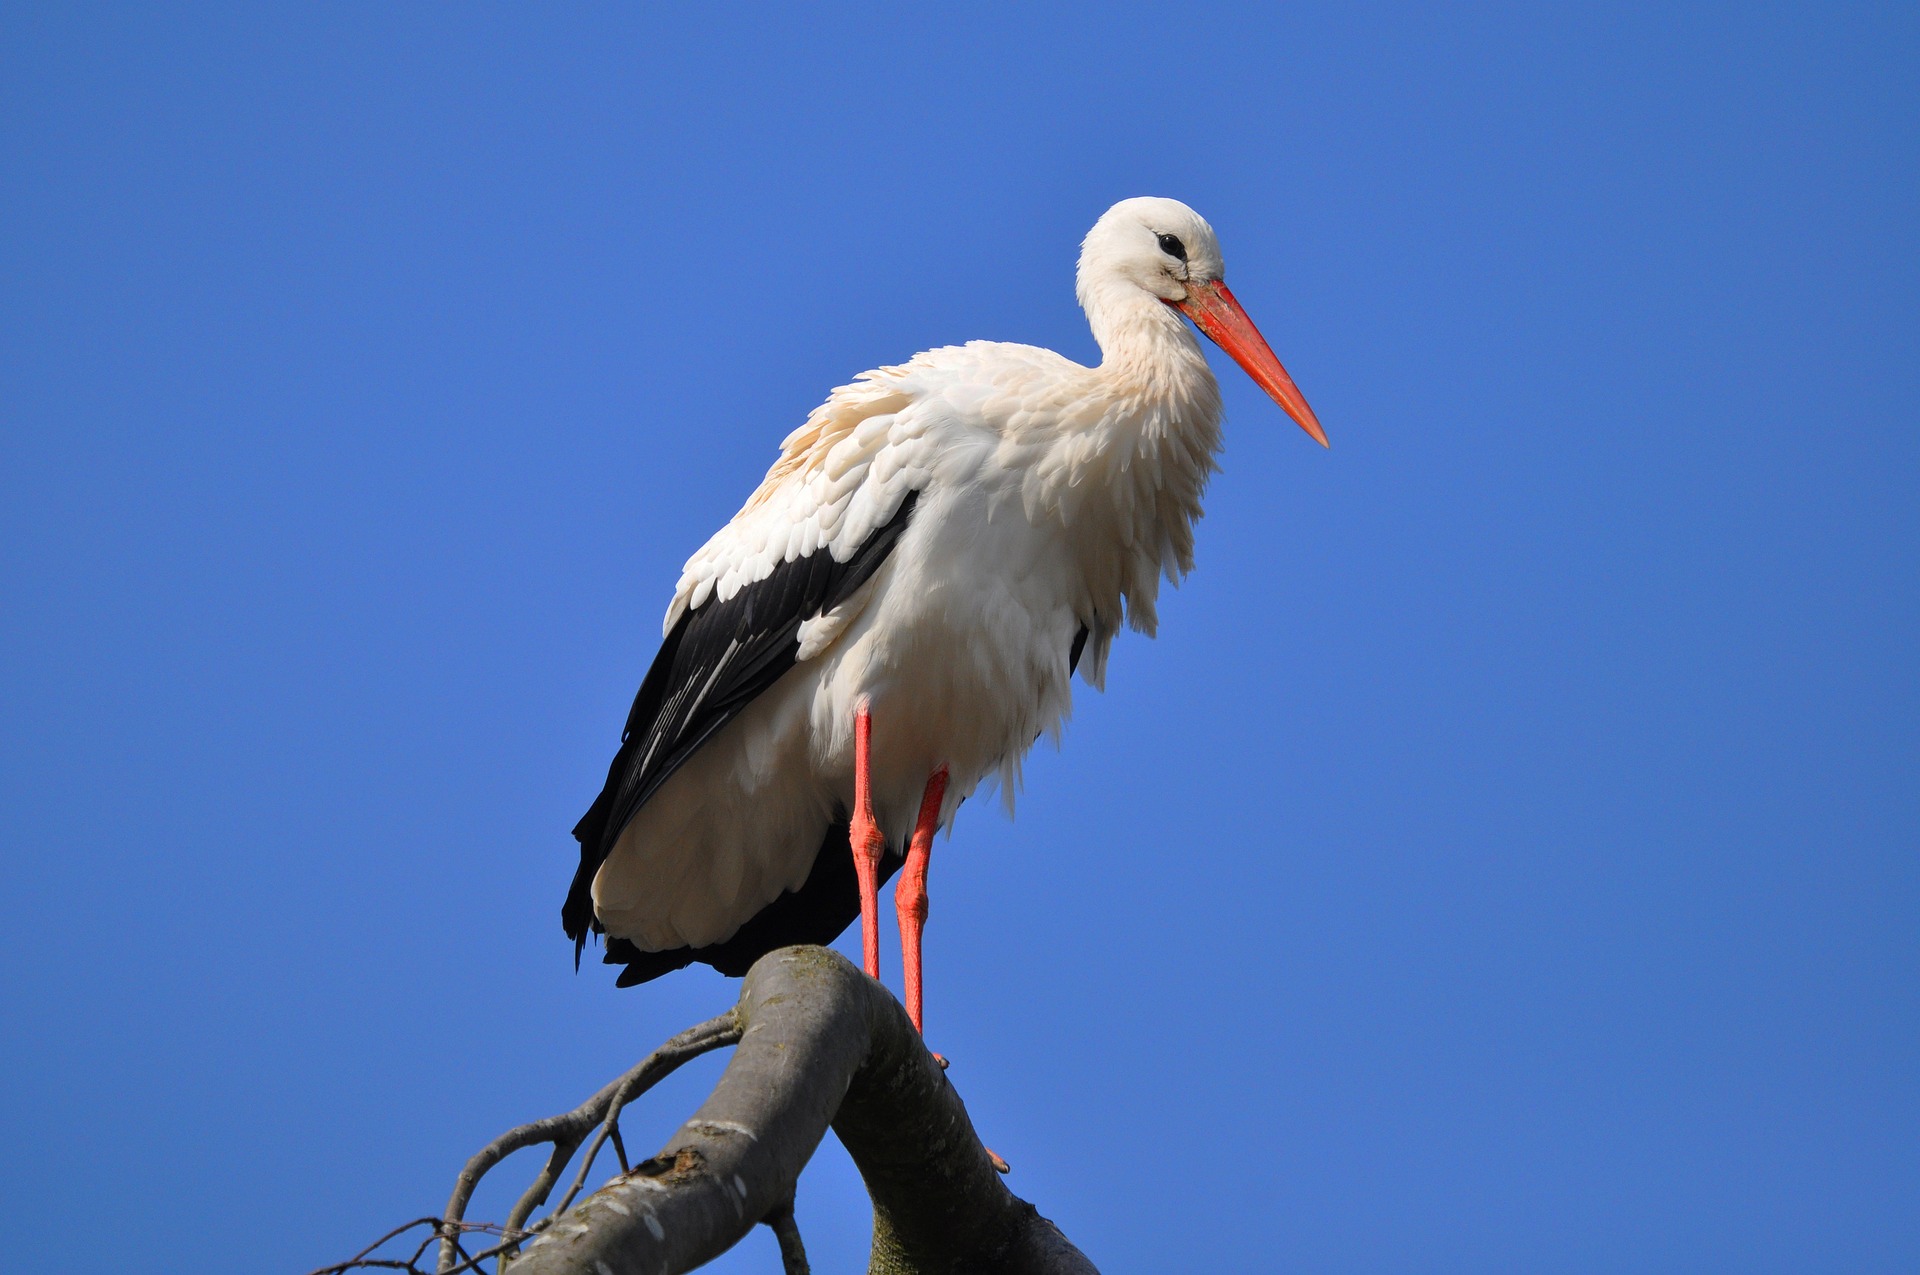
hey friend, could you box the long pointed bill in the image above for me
[1175,280,1328,447]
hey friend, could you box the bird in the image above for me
[565,196,1325,1037]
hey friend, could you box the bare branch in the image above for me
[436,1012,742,1273]
[322,945,1094,1275]
[760,1192,809,1275]
[306,1220,520,1275]
[306,1218,441,1275]
[511,946,1096,1275]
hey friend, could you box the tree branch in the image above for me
[511,945,1096,1275]
[438,1012,743,1273]
[760,1191,808,1275]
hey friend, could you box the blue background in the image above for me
[3,5,1915,1272]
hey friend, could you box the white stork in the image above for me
[566,197,1325,1036]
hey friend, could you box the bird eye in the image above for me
[1156,232,1188,261]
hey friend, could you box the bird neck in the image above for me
[1083,282,1218,412]
[1038,280,1224,652]
[1078,281,1222,447]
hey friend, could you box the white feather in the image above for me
[598,198,1237,951]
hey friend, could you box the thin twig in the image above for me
[538,1009,743,1225]
[306,1218,441,1275]
[762,1192,810,1275]
[501,1139,578,1247]
[305,1220,511,1275]
[436,1010,741,1273]
[546,1065,645,1216]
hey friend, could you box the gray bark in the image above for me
[509,946,1096,1275]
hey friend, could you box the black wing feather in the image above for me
[564,491,921,960]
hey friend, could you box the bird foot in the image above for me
[922,1049,995,1166]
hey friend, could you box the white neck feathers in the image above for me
[1009,280,1224,671]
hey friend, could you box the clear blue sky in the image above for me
[3,5,1914,1272]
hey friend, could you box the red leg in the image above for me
[894,764,1008,1174]
[849,705,885,979]
[897,766,948,1034]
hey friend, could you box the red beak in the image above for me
[1174,280,1328,447]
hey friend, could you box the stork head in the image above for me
[1078,196,1327,446]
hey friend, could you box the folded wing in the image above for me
[564,369,936,961]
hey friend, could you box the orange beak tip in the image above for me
[1177,280,1328,452]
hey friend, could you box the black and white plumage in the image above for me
[564,197,1325,990]
[566,493,921,984]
